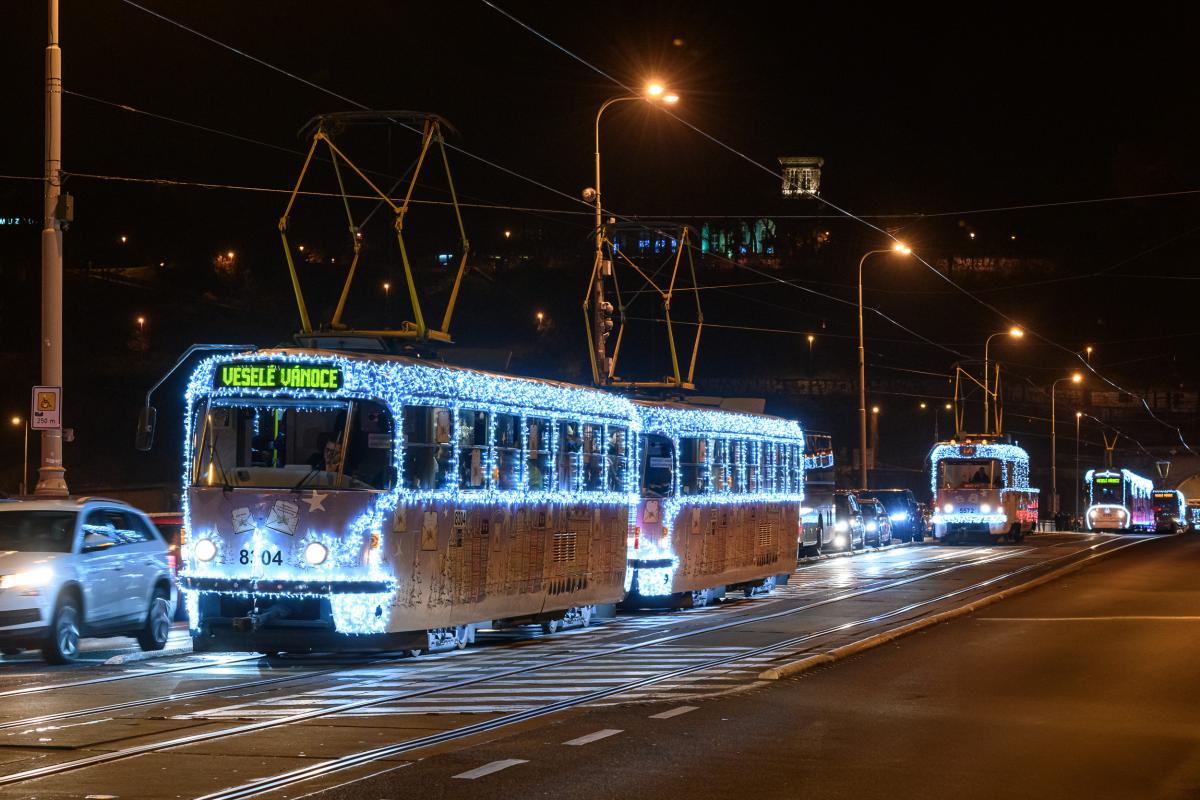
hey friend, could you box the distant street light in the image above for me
[1050,372,1084,516]
[11,416,27,496]
[503,230,512,239]
[120,235,127,244]
[382,282,391,328]
[1085,345,1094,362]
[589,81,680,383]
[226,250,235,260]
[983,326,1023,433]
[136,315,145,333]
[806,334,815,373]
[857,242,910,489]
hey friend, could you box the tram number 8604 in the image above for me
[239,549,283,566]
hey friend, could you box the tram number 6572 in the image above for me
[239,549,283,566]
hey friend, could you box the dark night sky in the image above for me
[1,2,1199,486]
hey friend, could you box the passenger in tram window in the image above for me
[527,418,550,491]
[608,427,628,492]
[558,421,582,490]
[308,432,343,472]
[495,414,520,490]
[458,410,489,490]
[582,424,602,490]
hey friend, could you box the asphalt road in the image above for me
[0,532,1173,799]
[321,534,1200,800]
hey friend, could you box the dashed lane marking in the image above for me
[563,729,622,746]
[649,705,697,719]
[452,759,528,780]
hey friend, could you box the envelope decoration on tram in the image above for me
[231,507,254,535]
[421,511,438,551]
[266,500,300,536]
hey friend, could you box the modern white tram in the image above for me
[179,349,808,654]
[1084,469,1153,532]
[929,439,1039,543]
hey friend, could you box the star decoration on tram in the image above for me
[303,490,329,513]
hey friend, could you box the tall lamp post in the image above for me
[857,242,910,489]
[590,82,678,383]
[982,326,1023,434]
[11,416,28,496]
[1075,411,1083,525]
[1050,372,1083,517]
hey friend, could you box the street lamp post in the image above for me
[857,243,909,489]
[382,281,391,328]
[11,417,28,496]
[1075,411,1083,525]
[1050,373,1083,518]
[983,327,1023,434]
[591,83,678,383]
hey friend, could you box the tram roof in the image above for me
[190,347,639,422]
[633,398,803,441]
[929,440,1030,463]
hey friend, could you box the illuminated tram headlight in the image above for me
[980,503,991,514]
[942,503,954,514]
[304,542,329,566]
[194,538,217,562]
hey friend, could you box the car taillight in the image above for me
[167,554,178,574]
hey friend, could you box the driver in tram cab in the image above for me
[969,466,989,486]
[308,432,343,472]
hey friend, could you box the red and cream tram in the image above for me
[625,401,806,607]
[929,438,1038,543]
[179,349,808,654]
[183,350,641,653]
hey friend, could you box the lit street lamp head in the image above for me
[1009,326,1024,338]
[10,417,20,427]
[892,242,911,255]
[1072,372,1083,383]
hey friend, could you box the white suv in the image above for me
[0,498,176,663]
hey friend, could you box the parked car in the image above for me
[831,490,865,552]
[858,497,894,547]
[0,498,176,663]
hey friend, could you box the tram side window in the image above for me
[494,413,521,490]
[642,434,675,497]
[680,437,709,495]
[607,426,629,492]
[712,439,730,492]
[558,420,583,491]
[730,440,745,493]
[772,443,786,493]
[789,444,803,493]
[582,423,602,491]
[458,409,490,491]
[526,417,551,491]
[749,441,764,492]
[403,406,452,490]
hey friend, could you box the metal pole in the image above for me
[37,0,67,496]
[857,253,869,490]
[1075,413,1081,523]
[1051,382,1058,516]
[22,424,28,496]
[983,334,995,435]
[856,249,887,490]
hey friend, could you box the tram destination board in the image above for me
[213,361,343,391]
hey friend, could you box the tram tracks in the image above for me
[0,541,1098,790]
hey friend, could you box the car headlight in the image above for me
[194,538,218,562]
[866,522,877,532]
[890,512,906,522]
[942,503,954,513]
[833,534,847,547]
[834,521,848,532]
[980,503,991,514]
[0,568,52,590]
[304,541,329,566]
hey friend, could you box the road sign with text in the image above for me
[31,386,61,429]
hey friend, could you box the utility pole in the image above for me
[37,0,68,496]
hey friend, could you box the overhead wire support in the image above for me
[278,111,469,343]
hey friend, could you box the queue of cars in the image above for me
[805,487,927,556]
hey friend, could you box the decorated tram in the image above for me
[178,349,809,654]
[929,438,1039,543]
[1084,469,1153,532]
[1151,489,1187,534]
[625,401,805,607]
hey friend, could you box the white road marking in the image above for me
[649,705,698,719]
[980,616,1200,622]
[563,728,623,746]
[452,759,528,780]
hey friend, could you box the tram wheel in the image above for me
[407,649,422,659]
[454,625,470,649]
[580,606,593,627]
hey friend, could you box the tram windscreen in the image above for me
[1091,475,1121,503]
[938,459,1000,489]
[192,398,395,490]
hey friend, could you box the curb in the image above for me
[104,645,193,665]
[759,540,1135,680]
